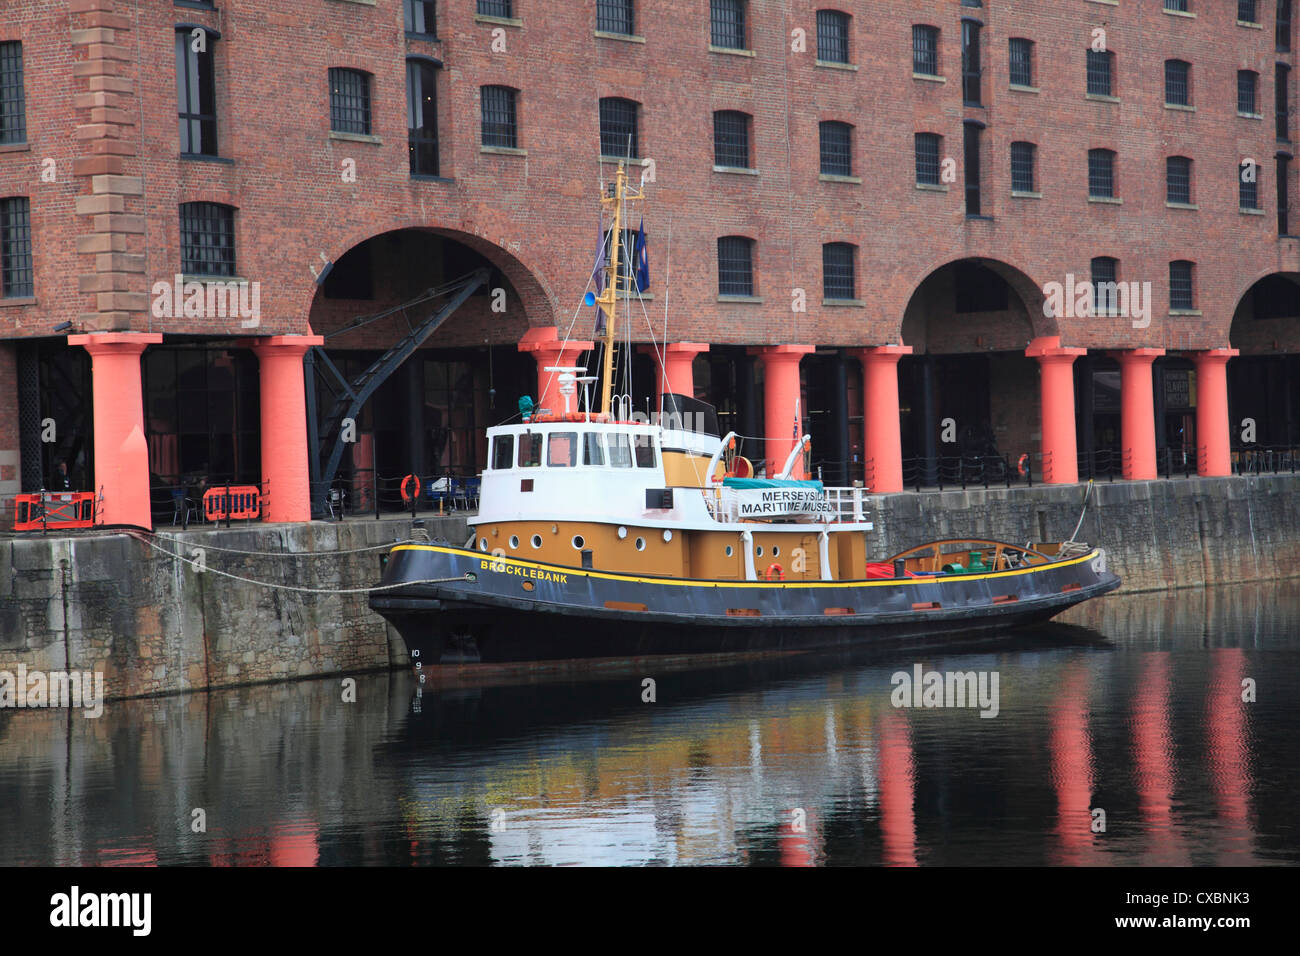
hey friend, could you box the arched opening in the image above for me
[1228,272,1300,452]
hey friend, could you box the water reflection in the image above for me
[1,582,1297,866]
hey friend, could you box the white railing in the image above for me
[702,485,870,524]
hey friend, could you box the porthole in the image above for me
[635,537,646,551]
[531,534,543,549]
[772,545,780,557]
[617,526,628,539]
[663,529,673,542]
[479,538,488,551]
[725,545,734,557]
[755,545,764,558]
[509,535,519,549]
[572,535,585,550]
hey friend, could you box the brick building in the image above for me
[1,0,1298,527]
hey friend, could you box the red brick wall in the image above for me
[2,0,1299,354]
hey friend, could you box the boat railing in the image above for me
[698,484,870,524]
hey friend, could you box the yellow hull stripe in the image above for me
[392,544,1100,590]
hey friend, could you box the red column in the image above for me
[1112,348,1164,480]
[751,345,815,478]
[252,335,324,523]
[850,345,911,493]
[517,327,595,416]
[638,342,709,409]
[1194,349,1237,477]
[1026,337,1086,484]
[68,332,162,529]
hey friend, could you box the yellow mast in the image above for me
[597,162,644,416]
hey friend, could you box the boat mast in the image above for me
[597,161,643,417]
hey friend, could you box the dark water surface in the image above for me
[2,583,1297,866]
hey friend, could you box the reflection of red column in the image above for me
[517,327,595,416]
[1132,653,1178,864]
[780,810,815,867]
[69,332,163,529]
[271,820,320,867]
[849,345,911,492]
[253,335,324,522]
[1207,648,1252,862]
[878,710,917,867]
[1051,665,1094,864]
[639,342,709,409]
[751,345,814,478]
[1111,348,1164,480]
[1026,336,1085,484]
[1193,349,1238,477]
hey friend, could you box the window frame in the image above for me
[0,40,27,146]
[713,109,752,169]
[596,0,635,36]
[176,27,219,157]
[717,236,755,297]
[819,120,852,176]
[1008,37,1034,88]
[407,58,441,177]
[1010,141,1036,194]
[1087,48,1114,97]
[1166,155,1193,204]
[710,0,747,51]
[329,66,373,136]
[481,84,519,149]
[0,195,33,299]
[915,132,941,186]
[816,9,851,65]
[1169,260,1195,311]
[1088,148,1117,199]
[599,96,640,159]
[822,242,856,301]
[179,201,237,278]
[1164,59,1191,107]
[912,24,939,77]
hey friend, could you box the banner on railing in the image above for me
[730,487,838,518]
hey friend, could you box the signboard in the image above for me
[733,487,837,517]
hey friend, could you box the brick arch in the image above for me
[300,219,558,334]
[1230,269,1300,354]
[898,255,1055,353]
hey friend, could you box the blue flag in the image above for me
[634,218,650,292]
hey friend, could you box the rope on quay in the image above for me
[149,532,417,558]
[128,532,469,595]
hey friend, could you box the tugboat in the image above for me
[370,164,1121,664]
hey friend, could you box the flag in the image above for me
[634,217,650,292]
[593,223,607,336]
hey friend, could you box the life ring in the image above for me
[765,563,785,581]
[401,474,421,502]
[1017,454,1030,479]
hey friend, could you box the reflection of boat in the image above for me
[370,163,1120,665]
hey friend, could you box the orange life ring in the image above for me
[401,474,421,502]
[765,563,785,581]
[1017,454,1030,478]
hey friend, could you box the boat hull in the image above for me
[369,543,1122,663]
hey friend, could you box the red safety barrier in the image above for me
[203,486,263,522]
[14,492,96,531]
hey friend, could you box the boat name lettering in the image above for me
[735,488,836,517]
[479,559,568,583]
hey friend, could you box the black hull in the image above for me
[370,544,1122,664]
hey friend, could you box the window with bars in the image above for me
[1165,60,1190,106]
[961,20,982,105]
[176,29,217,156]
[816,10,850,64]
[481,85,518,148]
[599,97,639,158]
[913,25,939,76]
[597,0,634,35]
[477,0,513,18]
[407,59,439,176]
[1278,63,1291,140]
[0,41,25,145]
[179,202,236,277]
[713,110,751,168]
[329,68,372,135]
[1279,0,1293,52]
[1008,38,1033,87]
[1239,70,1259,114]
[819,121,852,176]
[1087,49,1114,96]
[1169,261,1194,310]
[1240,0,1259,22]
[1088,149,1116,198]
[711,0,746,50]
[1010,141,1035,193]
[1091,257,1118,315]
[717,236,754,296]
[964,122,983,215]
[915,132,941,185]
[822,243,855,300]
[0,196,32,298]
[1278,153,1291,233]
[1166,156,1192,204]
[405,0,437,37]
[1165,0,1189,12]
[1241,160,1261,209]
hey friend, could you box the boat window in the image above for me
[607,432,632,468]
[492,434,514,470]
[583,432,605,466]
[517,432,543,468]
[548,432,577,467]
[633,433,656,468]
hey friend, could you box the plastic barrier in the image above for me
[203,486,262,522]
[14,492,96,531]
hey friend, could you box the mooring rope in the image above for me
[130,533,468,594]
[148,532,415,558]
